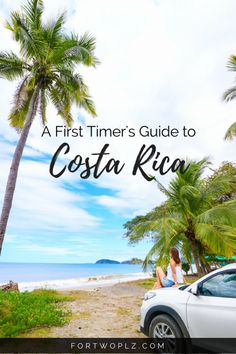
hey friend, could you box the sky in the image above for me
[0,0,235,263]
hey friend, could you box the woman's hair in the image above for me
[170,247,181,264]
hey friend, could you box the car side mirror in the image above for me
[191,283,199,295]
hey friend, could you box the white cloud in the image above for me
[18,244,73,256]
[0,143,100,235]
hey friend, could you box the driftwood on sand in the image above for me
[0,280,19,292]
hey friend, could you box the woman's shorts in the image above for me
[162,277,175,287]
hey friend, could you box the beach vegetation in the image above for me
[0,289,71,337]
[205,161,236,202]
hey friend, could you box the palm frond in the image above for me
[195,223,236,257]
[0,51,29,80]
[176,158,210,184]
[49,85,73,126]
[143,231,186,271]
[180,185,200,200]
[153,177,171,197]
[76,95,97,117]
[203,174,236,201]
[12,75,30,110]
[224,121,236,140]
[44,12,66,47]
[124,213,158,243]
[78,32,96,52]
[133,217,185,259]
[223,86,236,102]
[226,55,236,72]
[143,240,165,271]
[196,200,236,227]
[22,0,43,30]
[63,32,99,67]
[181,240,193,265]
[48,34,97,67]
[55,70,97,116]
[9,89,33,128]
[6,11,43,59]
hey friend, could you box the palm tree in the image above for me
[0,0,98,254]
[124,159,236,275]
[223,55,236,140]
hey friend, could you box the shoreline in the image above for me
[12,272,151,292]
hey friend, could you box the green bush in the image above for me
[0,289,70,337]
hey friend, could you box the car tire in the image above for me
[149,314,184,353]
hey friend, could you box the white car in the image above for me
[140,263,236,352]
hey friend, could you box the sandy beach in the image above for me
[8,272,151,337]
[20,278,154,338]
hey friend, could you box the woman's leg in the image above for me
[152,266,166,289]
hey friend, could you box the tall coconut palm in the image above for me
[223,55,236,140]
[0,0,98,254]
[124,159,236,275]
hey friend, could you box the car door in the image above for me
[186,269,236,338]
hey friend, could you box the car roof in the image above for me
[220,263,236,270]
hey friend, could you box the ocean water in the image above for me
[0,262,144,283]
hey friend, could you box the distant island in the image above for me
[96,259,120,264]
[96,258,143,265]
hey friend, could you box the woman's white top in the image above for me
[167,264,184,283]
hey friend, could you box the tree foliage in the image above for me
[0,0,98,128]
[124,159,236,274]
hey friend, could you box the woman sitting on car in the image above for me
[153,248,185,289]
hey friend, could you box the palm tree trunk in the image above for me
[0,84,41,254]
[201,256,211,274]
[189,238,204,276]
